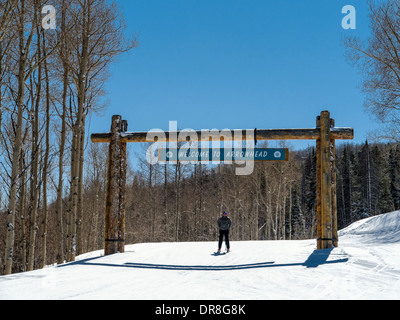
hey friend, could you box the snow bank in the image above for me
[339,210,400,244]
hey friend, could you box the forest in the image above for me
[2,0,400,276]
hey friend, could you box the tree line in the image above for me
[0,0,135,275]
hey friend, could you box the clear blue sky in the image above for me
[90,0,379,152]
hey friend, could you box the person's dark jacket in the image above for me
[218,216,232,231]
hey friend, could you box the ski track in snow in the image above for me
[1,211,400,300]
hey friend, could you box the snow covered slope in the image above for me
[1,211,400,300]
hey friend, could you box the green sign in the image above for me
[159,148,288,162]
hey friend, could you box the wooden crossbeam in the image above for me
[91,127,354,143]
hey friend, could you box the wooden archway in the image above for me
[91,110,354,254]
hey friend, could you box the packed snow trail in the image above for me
[1,211,400,300]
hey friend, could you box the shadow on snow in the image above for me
[58,248,348,271]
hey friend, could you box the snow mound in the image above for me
[339,210,400,244]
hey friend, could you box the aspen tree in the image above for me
[4,0,36,275]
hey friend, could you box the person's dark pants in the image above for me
[218,230,230,251]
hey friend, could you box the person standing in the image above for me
[217,211,232,253]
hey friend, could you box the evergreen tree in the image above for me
[371,145,394,214]
[389,145,400,210]
[337,145,353,228]
[355,141,376,218]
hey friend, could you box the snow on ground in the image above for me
[1,211,400,300]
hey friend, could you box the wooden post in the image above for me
[105,115,126,255]
[316,116,322,249]
[118,120,128,253]
[318,111,333,249]
[331,135,338,248]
